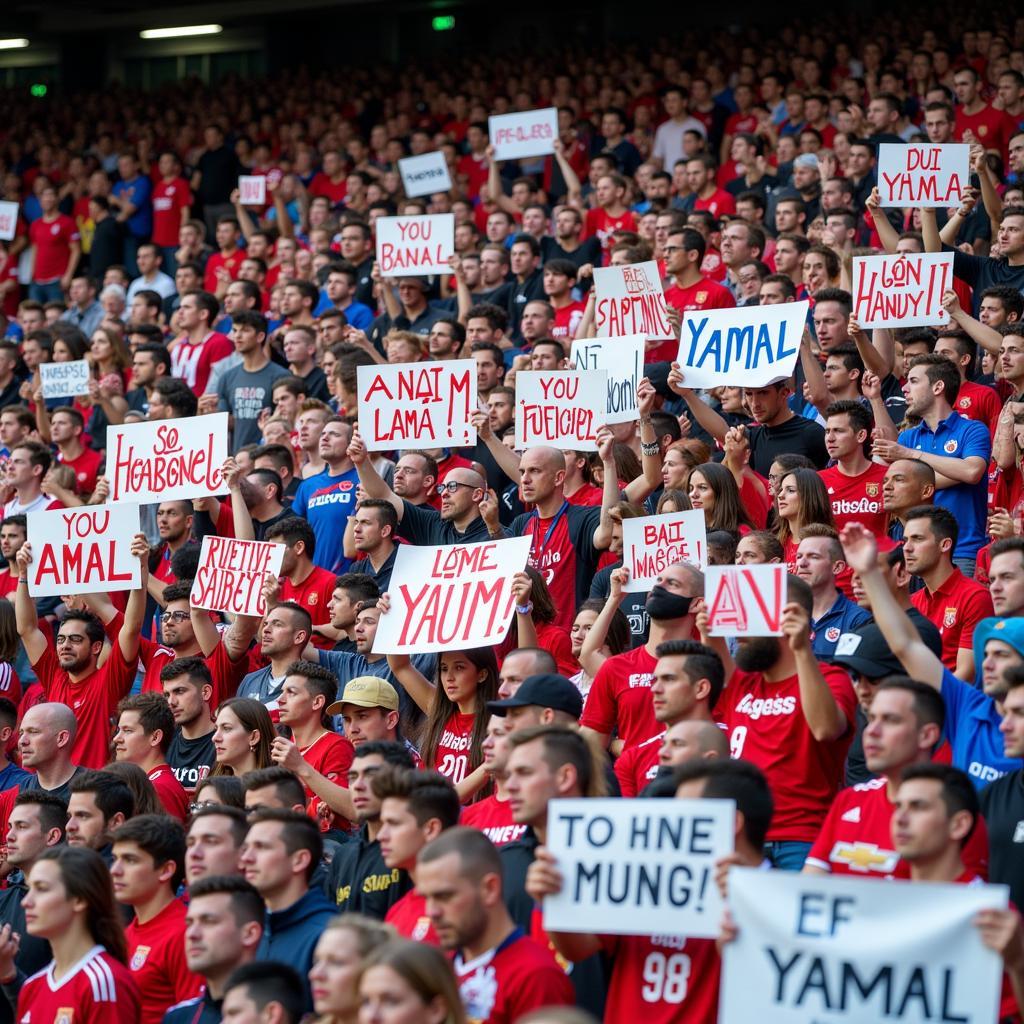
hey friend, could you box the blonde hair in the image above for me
[359,940,467,1024]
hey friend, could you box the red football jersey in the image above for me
[460,794,527,847]
[433,711,475,787]
[614,731,662,797]
[385,888,440,945]
[580,645,660,750]
[551,301,586,341]
[202,249,244,293]
[148,764,190,822]
[693,189,736,218]
[818,462,888,536]
[955,380,1001,437]
[583,207,639,260]
[125,898,202,1024]
[29,214,80,281]
[718,663,857,841]
[151,178,193,247]
[910,569,994,673]
[169,332,234,395]
[299,730,354,831]
[18,946,142,1024]
[280,566,338,650]
[57,446,103,496]
[652,277,735,362]
[31,643,137,769]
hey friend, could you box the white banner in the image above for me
[106,413,228,505]
[544,798,734,937]
[376,214,454,276]
[594,261,674,342]
[0,201,17,242]
[720,867,1007,1024]
[622,510,707,591]
[238,175,266,207]
[677,300,807,390]
[357,360,477,451]
[190,536,286,617]
[570,334,645,425]
[852,253,953,328]
[27,504,141,598]
[877,143,970,208]
[40,359,90,399]
[489,107,558,161]
[514,370,606,451]
[399,152,453,198]
[706,564,787,636]
[372,536,531,654]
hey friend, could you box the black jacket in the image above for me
[323,824,410,920]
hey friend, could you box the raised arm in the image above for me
[849,317,893,379]
[347,428,404,520]
[384,649,436,715]
[13,544,47,666]
[866,188,900,253]
[593,427,623,550]
[943,288,1003,357]
[231,189,259,243]
[799,328,831,418]
[470,410,520,484]
[524,848,603,962]
[552,139,582,205]
[622,378,664,503]
[119,534,150,663]
[221,457,253,541]
[783,601,847,741]
[579,568,626,680]
[485,147,520,217]
[667,363,729,442]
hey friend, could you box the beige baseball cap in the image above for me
[326,676,399,715]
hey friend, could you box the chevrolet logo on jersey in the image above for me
[829,841,899,873]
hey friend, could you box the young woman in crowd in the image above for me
[101,760,167,816]
[310,915,392,1024]
[357,939,467,1024]
[774,467,836,570]
[572,596,630,698]
[687,460,755,536]
[510,566,575,676]
[192,773,246,808]
[211,697,275,777]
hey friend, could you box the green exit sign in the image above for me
[30,83,47,97]
[432,15,455,30]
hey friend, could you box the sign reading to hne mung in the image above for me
[621,510,708,591]
[720,867,1007,1024]
[515,370,607,451]
[852,253,953,328]
[594,261,675,342]
[27,504,141,598]
[376,214,454,276]
[488,108,558,161]
[40,359,90,399]
[372,536,532,654]
[357,360,477,451]
[876,143,970,207]
[398,152,453,198]
[190,536,286,618]
[107,413,228,504]
[543,798,735,937]
[570,335,645,425]
[677,300,807,390]
[706,564,787,636]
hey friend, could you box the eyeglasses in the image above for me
[436,481,476,495]
[56,634,85,645]
[662,245,683,254]
[161,611,190,623]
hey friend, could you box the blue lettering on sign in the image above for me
[684,319,797,374]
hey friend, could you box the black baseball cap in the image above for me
[487,673,583,720]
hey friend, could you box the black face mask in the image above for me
[646,586,694,622]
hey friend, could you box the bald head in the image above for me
[519,446,568,506]
[446,467,485,490]
[30,702,78,740]
[659,720,729,767]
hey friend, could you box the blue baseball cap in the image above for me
[973,616,1024,680]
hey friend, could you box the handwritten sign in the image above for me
[399,152,453,198]
[488,107,558,161]
[544,798,734,937]
[677,300,807,390]
[238,175,267,207]
[877,143,970,208]
[376,214,454,276]
[622,510,707,591]
[515,370,606,451]
[0,202,17,242]
[570,334,645,425]
[107,413,228,505]
[27,504,141,598]
[720,867,1007,1024]
[190,536,285,617]
[594,261,674,342]
[373,536,532,654]
[356,360,477,451]
[40,359,90,400]
[706,564,786,636]
[852,252,953,328]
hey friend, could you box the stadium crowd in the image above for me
[0,7,1022,1022]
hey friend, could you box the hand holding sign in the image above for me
[877,143,969,207]
[238,176,267,207]
[705,564,787,636]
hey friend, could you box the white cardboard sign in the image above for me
[373,536,532,654]
[706,564,787,636]
[0,202,17,242]
[399,153,453,198]
[357,360,477,451]
[488,107,558,161]
[877,143,970,208]
[238,175,267,206]
[40,359,90,399]
[514,370,607,451]
[622,510,708,591]
[677,300,807,390]
[852,252,953,328]
[190,536,286,618]
[543,798,735,937]
[27,504,141,598]
[594,261,675,342]
[106,413,229,505]
[720,867,1007,1024]
[376,214,454,276]
[570,334,645,425]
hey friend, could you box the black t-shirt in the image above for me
[17,765,88,805]
[300,366,331,404]
[400,499,495,547]
[979,769,1024,912]
[748,413,828,476]
[168,729,216,792]
[540,236,602,271]
[324,827,410,917]
[506,269,545,342]
[590,560,649,648]
[950,248,1024,317]
[196,146,243,205]
[350,548,397,592]
[353,257,375,308]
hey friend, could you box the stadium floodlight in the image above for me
[0,39,29,50]
[140,24,223,39]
